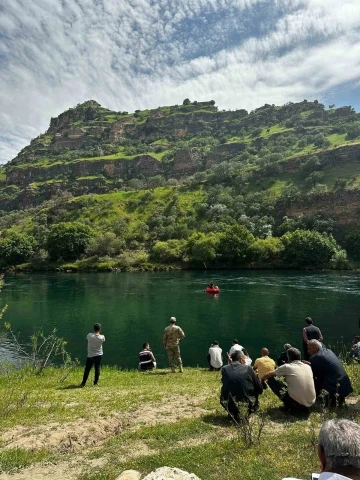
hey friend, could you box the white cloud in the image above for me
[1,0,360,163]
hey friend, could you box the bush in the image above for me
[151,240,186,263]
[250,237,284,266]
[47,222,93,260]
[0,232,36,266]
[219,225,255,265]
[86,232,124,258]
[187,233,220,264]
[280,230,340,268]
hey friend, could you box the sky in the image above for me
[1,0,360,164]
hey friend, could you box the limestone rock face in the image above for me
[142,466,201,480]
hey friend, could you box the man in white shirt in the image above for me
[227,339,243,362]
[208,341,223,371]
[262,347,315,413]
[80,323,105,387]
[283,419,360,480]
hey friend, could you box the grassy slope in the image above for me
[0,365,359,479]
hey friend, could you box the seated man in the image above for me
[227,339,243,362]
[307,340,353,407]
[350,335,360,361]
[276,343,292,366]
[253,347,275,387]
[207,341,223,371]
[138,343,156,371]
[282,419,360,480]
[220,350,263,421]
[262,347,315,413]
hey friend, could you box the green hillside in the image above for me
[1,98,360,271]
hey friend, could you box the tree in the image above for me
[183,98,191,105]
[250,237,284,266]
[219,225,255,265]
[151,240,186,263]
[187,233,220,265]
[0,232,36,266]
[47,222,93,260]
[280,230,340,268]
[86,232,124,258]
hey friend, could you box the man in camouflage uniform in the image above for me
[163,316,185,373]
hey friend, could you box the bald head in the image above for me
[261,348,269,356]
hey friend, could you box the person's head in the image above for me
[231,350,245,364]
[170,317,176,324]
[318,419,360,477]
[94,323,101,333]
[287,347,301,362]
[261,347,269,357]
[143,342,150,350]
[213,341,219,346]
[308,339,322,357]
[353,335,360,344]
[284,343,292,351]
[305,317,313,325]
[232,339,239,346]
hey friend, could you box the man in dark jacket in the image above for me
[307,340,353,407]
[276,343,292,366]
[220,350,263,421]
[303,317,323,360]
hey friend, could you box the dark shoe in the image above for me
[80,383,86,388]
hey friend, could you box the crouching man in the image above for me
[262,347,316,413]
[220,350,263,423]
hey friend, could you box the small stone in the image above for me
[115,470,142,480]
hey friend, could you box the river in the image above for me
[1,271,359,368]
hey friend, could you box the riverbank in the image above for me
[0,366,359,480]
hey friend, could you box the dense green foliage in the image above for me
[1,98,360,270]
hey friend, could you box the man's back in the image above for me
[163,324,185,346]
[221,362,263,401]
[209,346,223,368]
[310,348,352,396]
[275,361,316,407]
[87,333,105,357]
[304,324,322,341]
[254,355,275,378]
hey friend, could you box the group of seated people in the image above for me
[218,338,354,421]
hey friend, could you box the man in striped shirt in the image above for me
[138,343,156,371]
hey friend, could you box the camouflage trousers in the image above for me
[166,345,183,372]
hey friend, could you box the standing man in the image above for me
[163,316,185,373]
[81,323,105,387]
[303,317,323,360]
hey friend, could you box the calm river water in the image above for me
[1,271,360,368]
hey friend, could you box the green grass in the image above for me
[0,364,358,478]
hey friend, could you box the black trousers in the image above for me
[82,355,103,385]
[268,377,310,413]
[207,354,221,371]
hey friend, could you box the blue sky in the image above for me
[1,0,360,164]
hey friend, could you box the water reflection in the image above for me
[1,271,359,368]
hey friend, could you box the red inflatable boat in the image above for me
[205,287,220,294]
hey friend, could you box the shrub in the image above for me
[151,240,186,263]
[219,225,255,265]
[86,232,124,258]
[280,230,340,268]
[47,222,93,260]
[0,232,36,266]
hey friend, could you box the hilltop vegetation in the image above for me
[1,98,360,270]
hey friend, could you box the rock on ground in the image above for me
[142,467,201,480]
[115,471,142,480]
